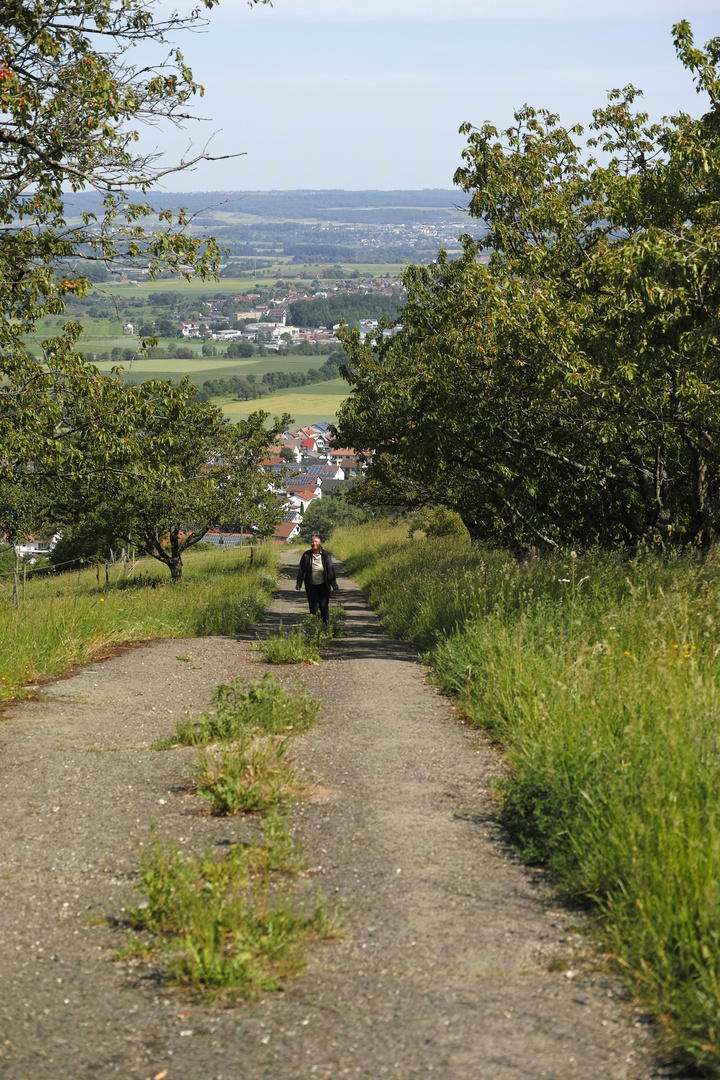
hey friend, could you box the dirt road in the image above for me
[0,554,674,1079]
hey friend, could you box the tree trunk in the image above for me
[167,526,184,582]
[689,446,719,549]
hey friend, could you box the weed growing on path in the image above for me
[301,606,348,645]
[155,673,320,748]
[195,735,303,814]
[259,624,321,665]
[259,608,348,665]
[122,810,338,998]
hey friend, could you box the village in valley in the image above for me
[205,424,360,547]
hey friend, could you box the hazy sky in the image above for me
[143,1,720,192]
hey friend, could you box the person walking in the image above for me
[296,533,338,624]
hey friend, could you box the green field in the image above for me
[219,379,350,425]
[25,271,364,425]
[116,351,337,381]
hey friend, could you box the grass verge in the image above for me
[0,544,279,700]
[332,521,720,1073]
[121,810,338,998]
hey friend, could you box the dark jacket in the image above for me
[297,547,338,591]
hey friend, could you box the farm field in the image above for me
[116,351,338,382]
[219,379,350,426]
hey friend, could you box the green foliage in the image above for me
[124,813,336,997]
[158,673,320,747]
[49,381,290,581]
[191,357,340,404]
[261,356,340,389]
[332,522,720,1070]
[299,487,372,541]
[301,607,347,644]
[48,524,123,567]
[408,506,468,540]
[192,373,273,403]
[226,341,255,358]
[287,289,403,329]
[0,1,281,542]
[335,25,720,551]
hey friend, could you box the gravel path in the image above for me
[0,553,677,1079]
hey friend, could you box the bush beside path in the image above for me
[0,554,671,1079]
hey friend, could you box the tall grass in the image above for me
[0,544,279,699]
[332,522,720,1072]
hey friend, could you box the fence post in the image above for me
[11,546,19,608]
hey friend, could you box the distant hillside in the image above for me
[61,190,477,264]
[63,189,469,226]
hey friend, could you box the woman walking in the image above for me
[296,534,338,624]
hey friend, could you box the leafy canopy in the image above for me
[48,376,290,580]
[0,0,267,540]
[336,22,720,551]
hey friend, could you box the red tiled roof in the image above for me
[273,521,298,539]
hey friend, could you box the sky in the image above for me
[139,0,720,192]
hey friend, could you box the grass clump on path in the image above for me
[195,735,302,814]
[0,544,279,700]
[155,672,321,814]
[258,609,348,665]
[259,623,321,665]
[123,810,337,998]
[332,521,720,1073]
[156,672,320,747]
[122,671,333,996]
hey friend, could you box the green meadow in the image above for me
[114,351,338,381]
[0,544,279,700]
[220,379,350,425]
[23,269,373,422]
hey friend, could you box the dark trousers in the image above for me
[306,582,331,623]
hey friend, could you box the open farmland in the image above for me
[115,351,338,382]
[219,379,350,425]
